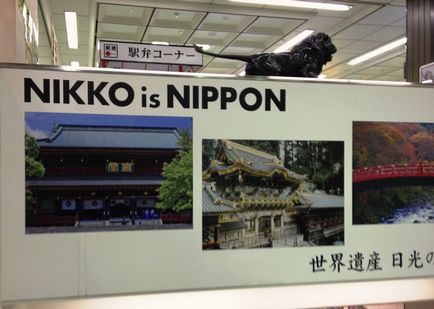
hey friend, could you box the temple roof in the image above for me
[26,175,163,187]
[300,192,344,209]
[202,184,235,215]
[203,140,306,183]
[37,125,181,150]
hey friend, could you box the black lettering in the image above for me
[239,87,262,111]
[201,86,218,109]
[265,89,285,111]
[220,87,237,110]
[192,86,199,109]
[141,86,147,107]
[63,80,85,104]
[53,79,60,103]
[24,78,49,103]
[88,81,109,105]
[149,94,160,108]
[167,85,189,108]
[108,82,134,107]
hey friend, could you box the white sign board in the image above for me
[100,40,203,66]
[1,64,434,302]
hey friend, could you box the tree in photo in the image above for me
[156,129,193,213]
[25,134,45,216]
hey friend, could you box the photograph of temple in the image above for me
[25,112,193,233]
[202,139,344,249]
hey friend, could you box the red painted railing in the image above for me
[353,163,434,183]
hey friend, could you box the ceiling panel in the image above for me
[98,4,153,25]
[378,55,406,67]
[358,5,406,25]
[149,9,206,29]
[245,17,303,35]
[208,58,243,68]
[364,26,405,41]
[391,17,406,27]
[342,40,387,52]
[221,46,262,55]
[334,24,383,40]
[97,23,145,41]
[187,30,239,46]
[49,0,90,15]
[230,33,280,49]
[199,13,256,32]
[142,27,193,44]
[39,0,408,81]
[300,16,345,33]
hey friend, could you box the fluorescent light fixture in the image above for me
[229,0,352,11]
[70,61,79,68]
[347,37,407,66]
[196,44,211,51]
[64,11,78,49]
[152,41,169,45]
[273,30,314,53]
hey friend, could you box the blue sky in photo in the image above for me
[25,112,192,139]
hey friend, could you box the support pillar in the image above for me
[255,217,259,235]
[406,0,434,82]
[0,0,38,63]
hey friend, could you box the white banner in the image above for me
[61,199,76,211]
[83,199,103,210]
[136,198,156,208]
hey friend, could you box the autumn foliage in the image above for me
[353,122,434,224]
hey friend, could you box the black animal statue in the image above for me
[194,32,336,78]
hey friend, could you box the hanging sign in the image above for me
[100,40,203,66]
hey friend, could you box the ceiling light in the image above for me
[229,0,352,11]
[196,44,211,51]
[273,30,314,53]
[151,41,170,45]
[347,37,407,65]
[64,11,78,49]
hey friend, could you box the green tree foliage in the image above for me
[236,140,280,157]
[25,134,45,216]
[202,139,221,171]
[25,134,45,178]
[284,141,344,194]
[156,129,193,213]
